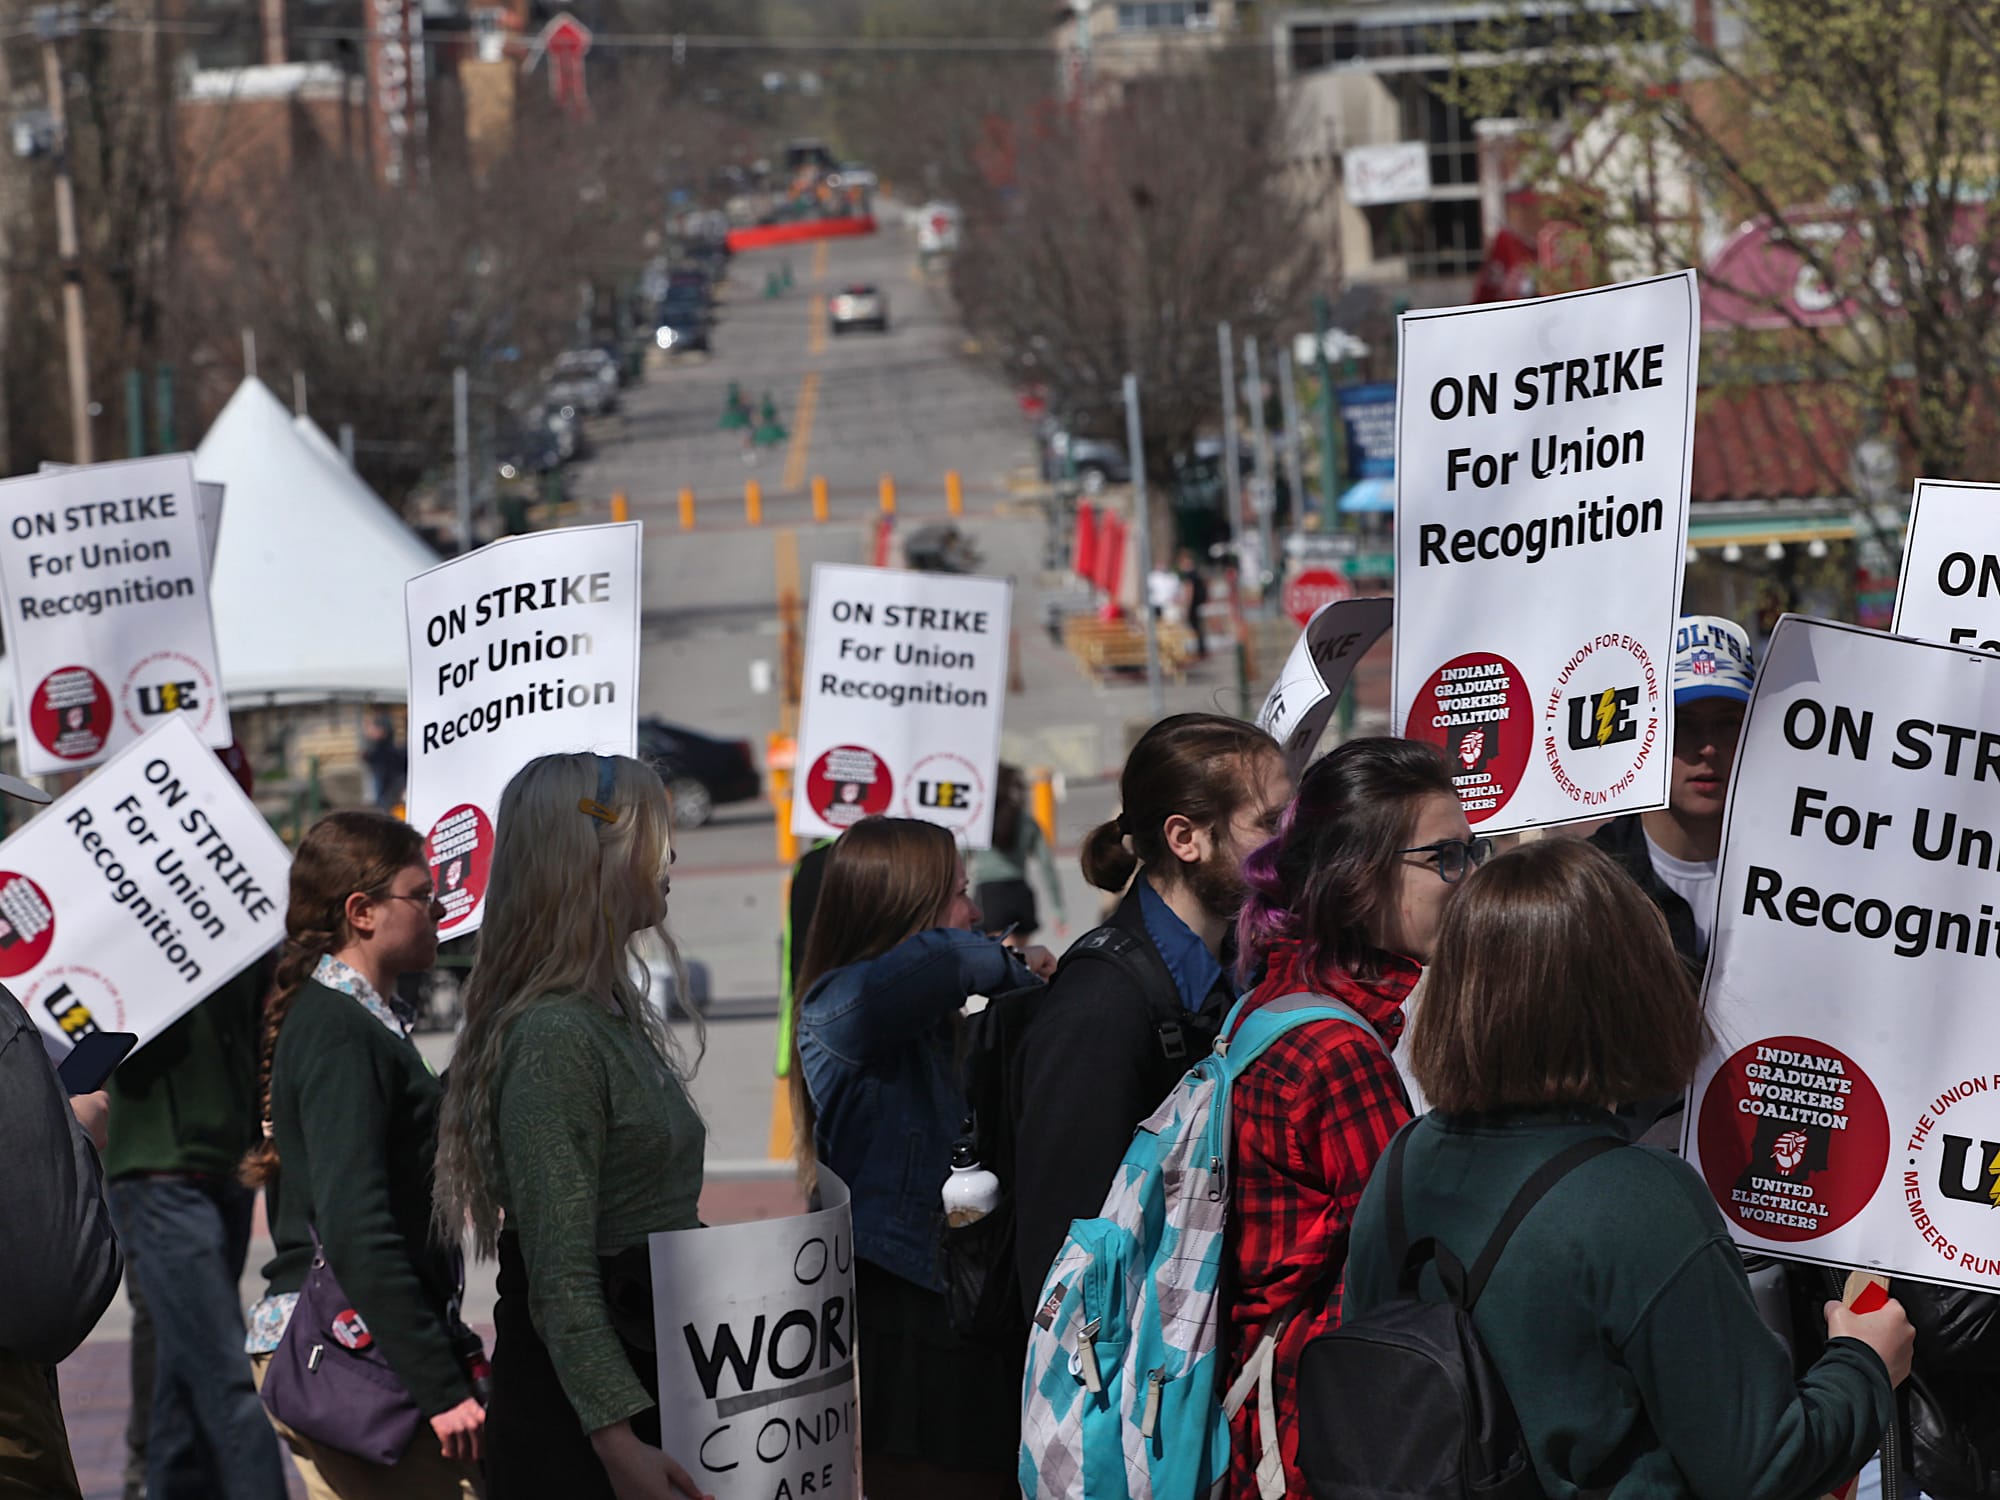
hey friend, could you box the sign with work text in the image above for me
[0,455,230,774]
[0,716,288,1058]
[1891,478,2000,652]
[1392,270,1697,834]
[1685,616,2000,1292]
[652,1170,857,1500]
[1258,597,1394,777]
[405,523,640,936]
[792,564,1012,849]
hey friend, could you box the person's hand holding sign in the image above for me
[590,1420,714,1500]
[1823,1274,1914,1388]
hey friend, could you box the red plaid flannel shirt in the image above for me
[1224,940,1417,1500]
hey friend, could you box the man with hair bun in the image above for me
[1011,712,1288,1317]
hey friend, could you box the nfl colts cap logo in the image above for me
[1687,647,1717,677]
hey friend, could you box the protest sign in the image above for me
[1258,597,1394,776]
[42,463,220,578]
[404,523,640,936]
[0,715,289,1059]
[791,564,1012,849]
[1391,270,1697,834]
[1336,382,1397,480]
[1891,478,2000,652]
[1684,615,2000,1292]
[653,1170,857,1500]
[0,454,230,774]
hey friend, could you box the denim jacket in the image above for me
[798,928,1037,1290]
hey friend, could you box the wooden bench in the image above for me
[1063,617,1199,682]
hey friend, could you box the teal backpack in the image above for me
[1019,994,1384,1500]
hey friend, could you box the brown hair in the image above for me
[788,817,962,1190]
[1080,713,1280,893]
[1408,839,1707,1115]
[239,810,426,1187]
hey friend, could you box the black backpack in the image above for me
[944,924,1192,1339]
[1296,1127,1623,1500]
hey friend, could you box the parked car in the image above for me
[1040,424,1131,493]
[546,349,619,415]
[829,283,889,334]
[637,718,761,828]
[654,305,711,354]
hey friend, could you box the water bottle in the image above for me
[942,1138,1000,1228]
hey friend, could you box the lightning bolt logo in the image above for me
[1595,687,1619,746]
[1988,1151,2000,1207]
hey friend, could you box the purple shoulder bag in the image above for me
[258,1227,426,1466]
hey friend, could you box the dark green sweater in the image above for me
[260,979,471,1416]
[105,960,268,1181]
[1343,1111,1891,1499]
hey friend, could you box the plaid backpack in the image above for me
[1019,994,1382,1500]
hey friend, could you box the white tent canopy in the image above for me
[195,378,437,702]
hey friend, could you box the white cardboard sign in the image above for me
[1684,615,2000,1292]
[0,715,289,1058]
[652,1170,858,1500]
[0,455,231,774]
[1891,478,2000,651]
[404,523,641,936]
[791,564,1012,850]
[1258,597,1394,776]
[1391,270,1698,834]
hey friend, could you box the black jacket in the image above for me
[1589,812,1702,975]
[1010,886,1234,1318]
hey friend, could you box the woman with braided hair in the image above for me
[433,753,710,1500]
[240,810,486,1498]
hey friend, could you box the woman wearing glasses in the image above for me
[1219,738,1482,1500]
[242,810,488,1498]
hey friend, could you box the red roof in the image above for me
[1690,382,1863,504]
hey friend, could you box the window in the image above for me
[1115,1,1213,31]
[1365,199,1485,279]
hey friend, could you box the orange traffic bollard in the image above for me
[678,488,695,530]
[1030,766,1057,847]
[611,491,630,523]
[879,474,897,515]
[746,480,763,527]
[946,470,964,517]
[812,475,830,523]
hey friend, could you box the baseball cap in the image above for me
[1672,615,1756,707]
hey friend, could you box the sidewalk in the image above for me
[58,1175,803,1500]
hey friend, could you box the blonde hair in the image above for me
[434,752,701,1256]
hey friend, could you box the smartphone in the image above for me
[57,1031,137,1096]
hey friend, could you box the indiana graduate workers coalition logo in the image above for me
[1404,651,1532,824]
[1903,1071,2000,1281]
[1542,632,1661,809]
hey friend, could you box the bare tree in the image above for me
[951,58,1315,478]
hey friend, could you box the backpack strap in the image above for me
[1464,1136,1624,1308]
[1220,992,1386,1078]
[1055,924,1192,1065]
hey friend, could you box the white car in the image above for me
[545,349,619,414]
[829,284,889,334]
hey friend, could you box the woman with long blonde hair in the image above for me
[792,816,1053,1500]
[433,753,707,1500]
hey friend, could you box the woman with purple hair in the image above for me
[1218,737,1485,1500]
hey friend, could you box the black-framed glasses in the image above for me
[382,890,444,913]
[1399,836,1493,884]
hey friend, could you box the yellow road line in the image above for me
[812,238,829,279]
[807,294,827,355]
[782,371,820,493]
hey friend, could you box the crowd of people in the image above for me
[3,613,1996,1499]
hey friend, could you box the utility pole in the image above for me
[1314,293,1342,526]
[1244,335,1278,615]
[1122,373,1165,720]
[453,366,473,553]
[1277,346,1308,553]
[1218,321,1244,560]
[37,6,92,463]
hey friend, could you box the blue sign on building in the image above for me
[1337,382,1396,480]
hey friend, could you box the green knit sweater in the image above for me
[1343,1110,1892,1499]
[260,979,472,1416]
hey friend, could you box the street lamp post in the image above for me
[36,5,92,463]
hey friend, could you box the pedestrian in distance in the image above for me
[106,742,288,1500]
[791,815,1054,1500]
[241,810,487,1499]
[434,752,712,1500]
[1340,838,1912,1498]
[1011,713,1288,1320]
[971,764,1067,947]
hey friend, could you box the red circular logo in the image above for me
[0,872,57,977]
[29,666,111,763]
[1403,652,1533,825]
[1697,1035,1890,1243]
[1282,568,1352,629]
[806,746,894,830]
[426,804,494,933]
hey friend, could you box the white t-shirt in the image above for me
[1644,832,1720,958]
